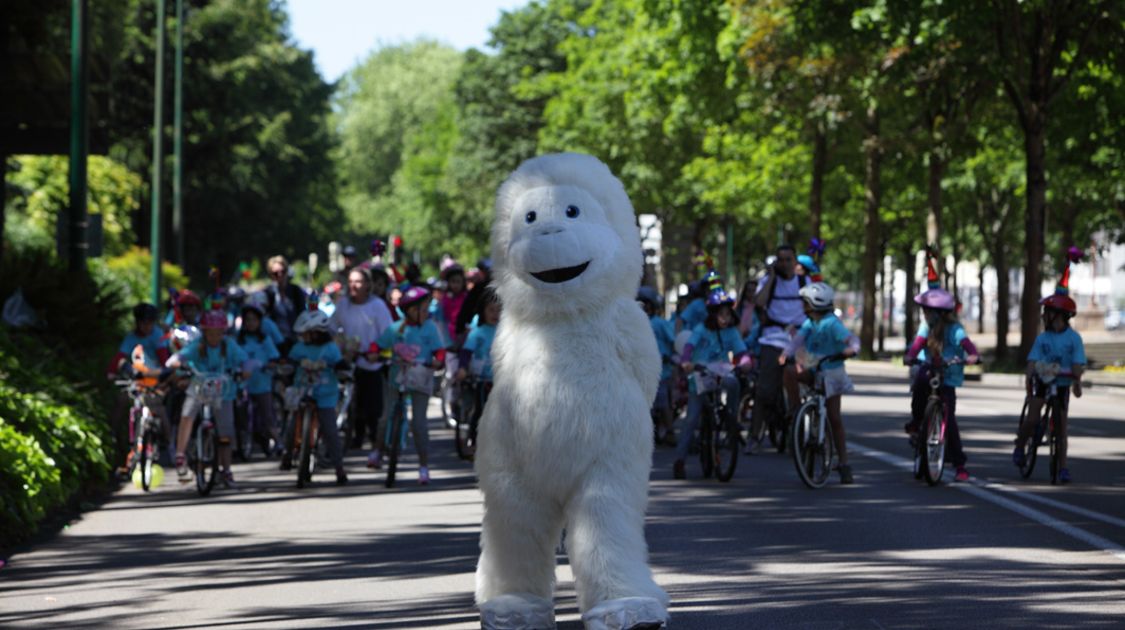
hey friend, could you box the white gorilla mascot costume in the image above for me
[476,153,669,630]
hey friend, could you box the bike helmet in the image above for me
[226,285,246,303]
[176,289,202,307]
[637,286,662,308]
[797,254,820,275]
[399,286,431,309]
[914,288,956,311]
[342,244,358,258]
[370,239,386,257]
[294,309,331,334]
[705,288,735,309]
[1040,294,1077,316]
[441,262,465,280]
[799,281,835,310]
[240,301,265,318]
[1039,246,1082,316]
[133,303,159,322]
[200,310,228,330]
[169,325,201,353]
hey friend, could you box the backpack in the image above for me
[757,274,807,329]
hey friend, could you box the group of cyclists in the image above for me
[108,235,1088,494]
[108,240,500,491]
[645,241,1088,487]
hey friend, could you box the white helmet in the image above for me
[294,309,331,334]
[799,282,835,310]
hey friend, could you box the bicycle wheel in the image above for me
[455,385,475,460]
[699,406,715,479]
[236,401,253,462]
[922,400,946,486]
[195,418,218,496]
[385,401,404,488]
[1047,400,1059,485]
[792,402,833,489]
[1017,399,1039,479]
[297,407,315,488]
[739,393,763,451]
[139,424,154,492]
[770,394,789,453]
[713,410,740,483]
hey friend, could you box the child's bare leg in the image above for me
[827,395,846,466]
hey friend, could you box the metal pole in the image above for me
[67,0,89,272]
[725,220,734,289]
[149,0,166,305]
[172,0,184,267]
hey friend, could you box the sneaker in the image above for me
[838,464,854,484]
[336,469,349,486]
[954,466,970,482]
[418,466,430,485]
[367,451,382,469]
[903,421,919,436]
[1012,445,1026,468]
[673,459,686,480]
[221,468,235,488]
[279,456,292,471]
[1059,468,1071,483]
[175,454,189,478]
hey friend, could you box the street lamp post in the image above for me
[172,0,184,268]
[150,0,166,305]
[67,0,89,272]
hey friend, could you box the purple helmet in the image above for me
[399,286,431,309]
[705,289,734,309]
[914,288,955,311]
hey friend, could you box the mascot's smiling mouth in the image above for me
[530,261,590,284]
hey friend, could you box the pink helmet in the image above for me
[200,310,228,330]
[914,288,955,311]
[400,286,431,309]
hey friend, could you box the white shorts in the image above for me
[822,367,855,399]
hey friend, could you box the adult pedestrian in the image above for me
[331,267,394,459]
[264,255,307,349]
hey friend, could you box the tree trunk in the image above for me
[888,252,897,337]
[995,245,1011,363]
[860,106,881,359]
[978,264,986,334]
[809,127,827,241]
[1019,117,1047,363]
[0,153,7,262]
[877,246,886,354]
[926,149,944,251]
[904,247,916,343]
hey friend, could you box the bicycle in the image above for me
[181,367,231,496]
[321,364,355,463]
[908,355,964,486]
[455,368,490,461]
[736,366,760,454]
[790,354,848,489]
[1016,362,1069,484]
[281,359,328,489]
[116,376,167,492]
[690,363,740,482]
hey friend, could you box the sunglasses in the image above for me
[270,269,286,277]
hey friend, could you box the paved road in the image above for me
[2,375,1123,628]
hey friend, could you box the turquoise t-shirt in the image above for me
[797,314,852,370]
[463,323,497,380]
[688,324,748,365]
[650,315,676,379]
[261,316,284,346]
[375,319,445,383]
[237,334,280,395]
[915,321,969,387]
[118,328,168,370]
[1028,328,1086,385]
[288,341,343,408]
[179,337,249,400]
[679,298,707,331]
[743,316,761,357]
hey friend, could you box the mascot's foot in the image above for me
[480,593,556,630]
[582,597,668,630]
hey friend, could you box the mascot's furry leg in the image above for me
[567,464,668,629]
[477,474,564,629]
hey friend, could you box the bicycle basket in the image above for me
[283,385,304,410]
[1034,361,1060,384]
[190,375,225,403]
[691,370,722,394]
[397,363,435,394]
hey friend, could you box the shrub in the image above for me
[104,246,191,306]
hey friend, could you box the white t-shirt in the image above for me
[331,296,393,371]
[755,274,808,349]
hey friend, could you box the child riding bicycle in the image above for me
[673,282,752,480]
[903,254,980,483]
[778,282,859,484]
[1013,248,1086,483]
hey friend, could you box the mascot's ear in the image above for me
[493,153,639,271]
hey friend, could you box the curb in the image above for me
[846,361,1125,393]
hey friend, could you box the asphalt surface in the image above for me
[2,374,1123,629]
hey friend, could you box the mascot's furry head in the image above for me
[492,153,642,321]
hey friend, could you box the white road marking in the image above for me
[851,440,1125,564]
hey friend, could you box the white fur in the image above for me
[475,153,668,621]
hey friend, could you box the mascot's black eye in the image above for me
[525,211,537,224]
[566,205,580,218]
